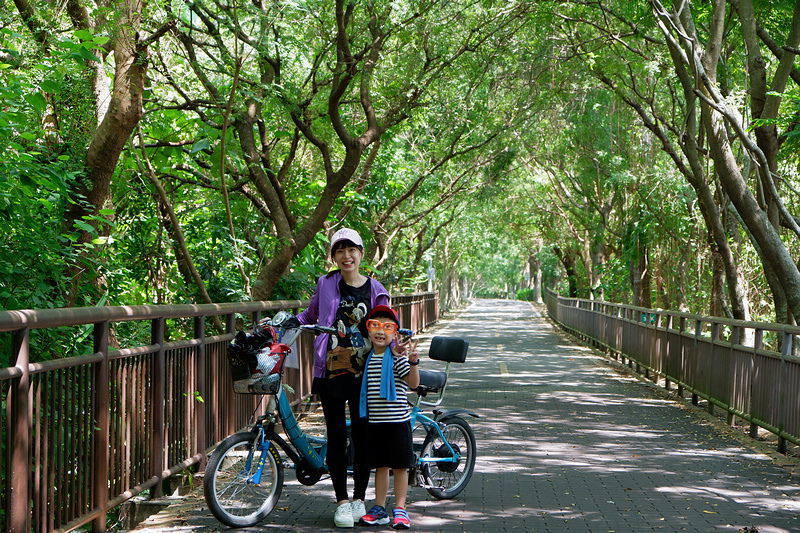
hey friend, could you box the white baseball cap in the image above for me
[330,228,364,249]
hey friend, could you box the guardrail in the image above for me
[0,292,438,533]
[546,290,800,456]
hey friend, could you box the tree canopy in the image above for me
[3,0,800,335]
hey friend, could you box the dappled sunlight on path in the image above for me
[436,299,799,532]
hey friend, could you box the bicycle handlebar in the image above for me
[289,324,412,337]
[259,311,413,340]
[297,323,338,336]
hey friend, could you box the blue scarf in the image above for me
[358,348,397,418]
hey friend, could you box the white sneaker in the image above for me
[334,501,354,528]
[351,499,366,523]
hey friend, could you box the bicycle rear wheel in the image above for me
[420,416,476,499]
[204,431,284,527]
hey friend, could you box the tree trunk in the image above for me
[733,0,800,230]
[710,250,725,317]
[528,247,544,303]
[553,246,579,298]
[674,244,690,312]
[638,0,756,321]
[681,0,800,321]
[16,0,147,305]
[631,240,651,308]
[590,240,606,301]
[246,0,390,300]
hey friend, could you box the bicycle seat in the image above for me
[417,368,447,392]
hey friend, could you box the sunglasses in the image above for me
[366,319,399,334]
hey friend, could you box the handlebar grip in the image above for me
[398,328,413,337]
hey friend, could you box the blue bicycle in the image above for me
[203,313,477,527]
[409,336,477,499]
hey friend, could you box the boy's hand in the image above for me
[392,337,410,357]
[406,339,420,365]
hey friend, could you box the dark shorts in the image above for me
[366,421,414,469]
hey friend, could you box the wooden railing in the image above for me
[546,290,800,455]
[0,292,438,533]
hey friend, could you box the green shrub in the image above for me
[516,288,534,301]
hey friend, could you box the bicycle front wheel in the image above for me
[204,431,284,527]
[420,416,476,499]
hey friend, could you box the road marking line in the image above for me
[499,362,509,375]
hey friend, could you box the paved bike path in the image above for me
[129,299,800,532]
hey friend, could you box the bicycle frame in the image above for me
[241,320,332,476]
[261,386,328,474]
[410,407,463,467]
[242,424,286,485]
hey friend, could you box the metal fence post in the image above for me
[91,321,110,533]
[779,329,791,454]
[151,318,165,498]
[194,317,207,469]
[664,314,673,391]
[728,326,741,426]
[678,316,687,396]
[225,313,236,438]
[692,320,703,406]
[8,327,30,533]
[749,329,763,438]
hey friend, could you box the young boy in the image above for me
[357,305,420,529]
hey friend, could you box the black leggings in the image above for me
[320,388,370,503]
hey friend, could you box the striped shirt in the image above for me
[365,350,411,423]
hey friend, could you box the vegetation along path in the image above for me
[129,299,800,533]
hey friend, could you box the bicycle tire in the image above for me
[204,431,284,527]
[420,416,476,499]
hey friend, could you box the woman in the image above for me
[295,228,390,528]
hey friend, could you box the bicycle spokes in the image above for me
[419,417,476,499]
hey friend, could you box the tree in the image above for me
[134,0,536,301]
[7,0,174,306]
[522,0,800,325]
[650,0,800,323]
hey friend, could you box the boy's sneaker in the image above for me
[359,505,390,526]
[351,499,366,522]
[392,508,410,530]
[334,502,354,528]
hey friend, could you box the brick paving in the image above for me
[128,299,800,533]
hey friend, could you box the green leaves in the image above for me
[24,92,47,114]
[191,138,211,154]
[53,30,107,64]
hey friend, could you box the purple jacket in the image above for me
[296,271,390,380]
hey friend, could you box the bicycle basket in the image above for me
[227,329,291,394]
